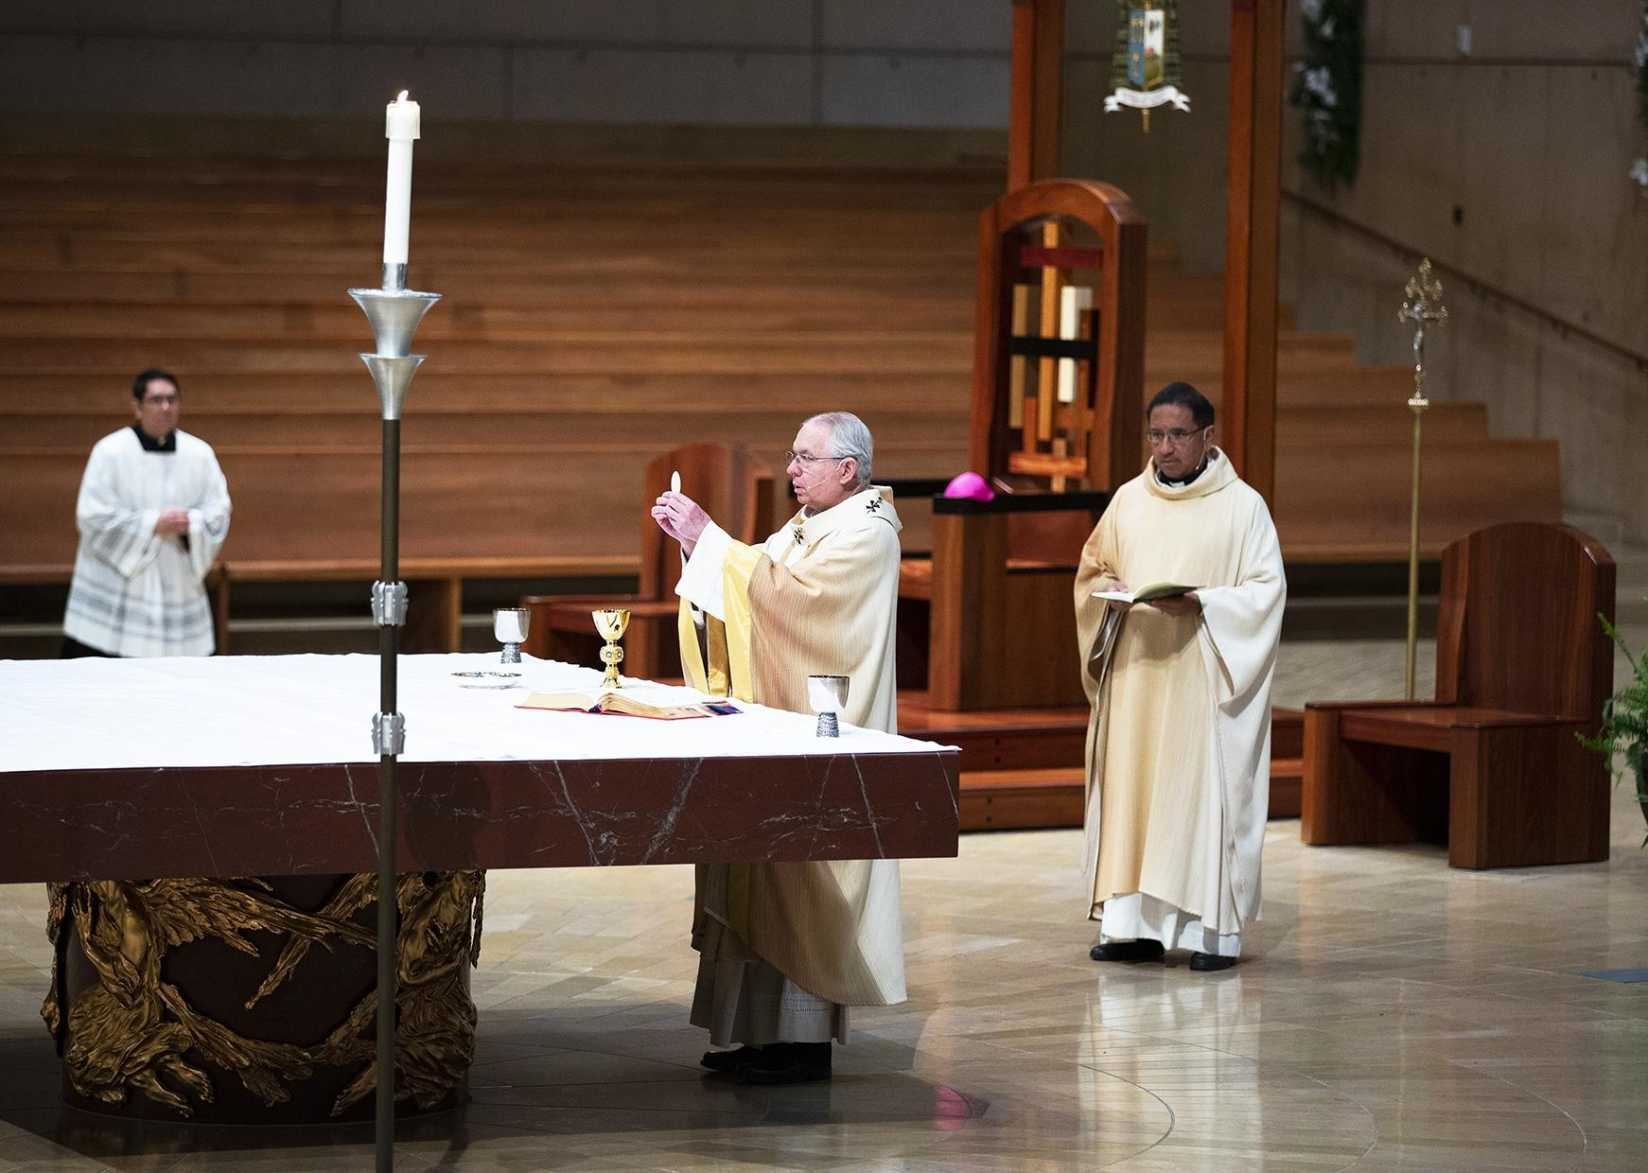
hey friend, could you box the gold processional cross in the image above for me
[1397,259,1448,701]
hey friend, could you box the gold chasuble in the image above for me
[674,485,906,1008]
[1073,450,1285,953]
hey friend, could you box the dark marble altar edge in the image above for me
[0,750,960,883]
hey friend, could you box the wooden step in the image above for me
[959,758,1305,832]
[0,432,1559,567]
[1,403,1483,448]
[1147,331,1358,375]
[1277,402,1489,444]
[0,409,973,452]
[961,768,1086,831]
[0,335,975,377]
[0,237,978,277]
[0,331,1367,379]
[0,300,977,341]
[0,153,1562,585]
[0,160,1006,208]
[935,702,1306,832]
[1271,759,1302,820]
[0,371,971,413]
[1,373,1441,426]
[1275,441,1562,556]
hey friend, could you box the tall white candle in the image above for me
[382,90,421,267]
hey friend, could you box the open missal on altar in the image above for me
[517,691,741,721]
[1091,582,1197,604]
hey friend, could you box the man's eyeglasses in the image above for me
[1146,428,1206,447]
[785,450,846,467]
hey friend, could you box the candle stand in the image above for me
[350,260,440,1172]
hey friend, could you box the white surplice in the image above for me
[1073,450,1285,956]
[63,427,231,657]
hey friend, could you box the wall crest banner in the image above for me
[1105,1,1189,125]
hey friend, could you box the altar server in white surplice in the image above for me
[651,411,903,1086]
[1073,382,1285,973]
[62,369,231,658]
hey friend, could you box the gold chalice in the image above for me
[592,608,631,689]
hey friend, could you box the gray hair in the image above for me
[806,411,873,487]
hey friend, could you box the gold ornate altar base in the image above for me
[42,871,483,1125]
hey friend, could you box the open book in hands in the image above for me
[517,691,740,720]
[1092,582,1198,605]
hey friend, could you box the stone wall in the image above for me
[1064,0,1648,545]
[0,2,1010,130]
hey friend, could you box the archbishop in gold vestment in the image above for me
[673,484,906,1044]
[1073,449,1285,957]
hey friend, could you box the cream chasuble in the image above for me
[63,427,231,657]
[1073,450,1284,952]
[674,485,906,1011]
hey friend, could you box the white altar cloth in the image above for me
[0,654,949,774]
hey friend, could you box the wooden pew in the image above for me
[224,555,633,654]
[0,562,231,654]
[1302,523,1615,869]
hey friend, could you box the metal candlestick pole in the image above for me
[1397,258,1447,701]
[349,260,440,1173]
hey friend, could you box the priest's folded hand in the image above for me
[154,508,191,537]
[1149,592,1201,617]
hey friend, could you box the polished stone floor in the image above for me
[4,605,1648,1170]
[2,778,1645,1171]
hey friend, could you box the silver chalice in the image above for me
[807,674,850,738]
[493,607,530,664]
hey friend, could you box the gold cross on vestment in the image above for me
[793,524,806,545]
[1397,258,1448,409]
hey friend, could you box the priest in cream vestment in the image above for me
[651,411,904,1084]
[1074,383,1285,972]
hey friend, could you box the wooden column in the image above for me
[1222,0,1283,503]
[1008,0,1065,192]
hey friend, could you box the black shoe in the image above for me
[737,1042,832,1085]
[700,1045,763,1073]
[1089,939,1166,963]
[1189,952,1237,972]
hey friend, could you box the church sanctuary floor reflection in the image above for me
[0,779,1642,1171]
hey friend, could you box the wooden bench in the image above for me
[897,694,1306,831]
[223,555,635,654]
[1302,523,1615,869]
[0,558,632,655]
